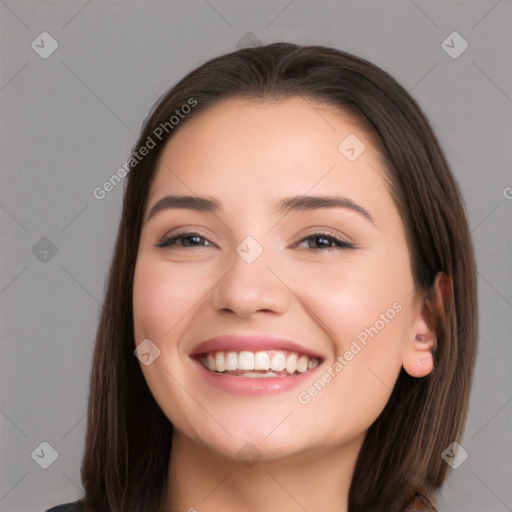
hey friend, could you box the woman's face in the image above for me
[133,97,424,462]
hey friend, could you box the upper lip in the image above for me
[189,334,324,360]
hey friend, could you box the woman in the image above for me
[46,42,477,512]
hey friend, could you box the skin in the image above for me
[132,97,443,512]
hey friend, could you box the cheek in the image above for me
[290,249,412,354]
[295,299,409,444]
[132,255,204,343]
[290,253,412,436]
[132,255,205,432]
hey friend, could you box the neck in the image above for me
[163,430,364,512]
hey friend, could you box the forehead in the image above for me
[148,97,390,215]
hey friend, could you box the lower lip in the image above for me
[192,358,321,396]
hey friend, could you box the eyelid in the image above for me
[293,226,354,244]
[158,225,216,241]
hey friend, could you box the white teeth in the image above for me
[270,352,286,372]
[200,350,320,376]
[240,371,279,378]
[215,352,225,372]
[238,351,254,370]
[225,351,238,371]
[254,351,271,370]
[286,353,298,374]
[308,358,319,369]
[297,354,308,373]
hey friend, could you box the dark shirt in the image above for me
[46,494,437,511]
[45,501,83,512]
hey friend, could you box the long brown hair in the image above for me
[79,43,477,511]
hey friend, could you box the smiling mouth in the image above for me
[196,349,321,378]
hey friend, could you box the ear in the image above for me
[402,272,451,378]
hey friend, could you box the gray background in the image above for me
[1,1,511,511]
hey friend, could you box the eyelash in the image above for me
[155,231,355,251]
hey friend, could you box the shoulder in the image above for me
[45,501,84,512]
[403,492,437,511]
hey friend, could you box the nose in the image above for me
[209,243,292,317]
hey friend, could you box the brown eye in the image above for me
[295,233,354,251]
[156,231,213,249]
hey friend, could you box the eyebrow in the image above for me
[146,194,376,226]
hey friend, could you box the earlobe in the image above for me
[402,272,449,378]
[402,332,436,378]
